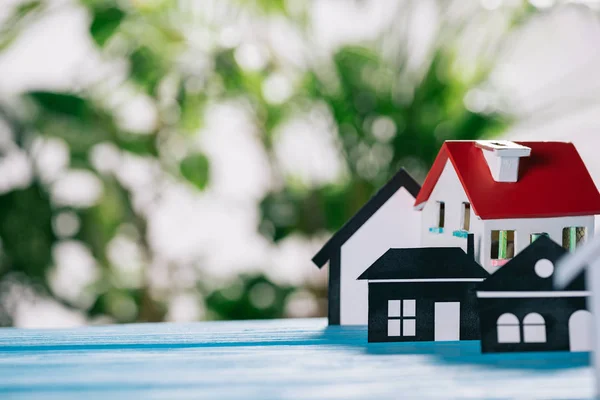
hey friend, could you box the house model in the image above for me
[415,140,600,273]
[358,235,488,343]
[313,140,600,330]
[477,235,591,353]
[556,235,600,396]
[311,169,421,326]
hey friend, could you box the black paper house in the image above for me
[476,236,591,353]
[357,244,488,343]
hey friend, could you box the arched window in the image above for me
[497,313,520,343]
[523,313,546,343]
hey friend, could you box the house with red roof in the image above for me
[415,140,600,273]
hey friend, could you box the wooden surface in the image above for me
[0,318,593,399]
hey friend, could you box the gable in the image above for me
[476,236,585,292]
[312,168,420,268]
[419,159,469,231]
[415,141,600,219]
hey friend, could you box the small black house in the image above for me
[357,246,489,343]
[476,236,590,353]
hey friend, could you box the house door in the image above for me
[434,302,461,341]
[569,310,593,352]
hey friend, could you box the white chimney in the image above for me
[476,140,531,183]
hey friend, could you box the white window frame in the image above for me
[497,313,520,343]
[562,227,586,252]
[387,299,416,337]
[437,202,445,229]
[523,313,547,343]
[461,202,471,231]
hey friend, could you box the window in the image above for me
[496,313,547,344]
[387,299,416,337]
[563,227,586,252]
[437,202,445,229]
[491,230,515,262]
[523,313,546,343]
[497,313,520,343]
[430,202,445,233]
[462,202,471,231]
[530,233,549,243]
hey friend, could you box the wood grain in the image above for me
[0,318,593,399]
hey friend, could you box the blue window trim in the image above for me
[429,227,444,234]
[453,230,469,238]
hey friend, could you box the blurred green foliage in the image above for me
[0,0,529,326]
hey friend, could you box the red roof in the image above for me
[414,141,600,219]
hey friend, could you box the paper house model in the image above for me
[556,235,600,396]
[357,238,488,343]
[415,140,600,273]
[312,169,421,326]
[477,235,591,353]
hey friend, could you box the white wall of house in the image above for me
[339,187,421,325]
[420,160,471,251]
[418,159,597,274]
[481,215,595,273]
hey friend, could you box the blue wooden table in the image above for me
[0,318,593,399]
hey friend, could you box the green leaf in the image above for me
[179,153,210,190]
[0,182,55,281]
[129,46,165,94]
[15,0,42,16]
[235,0,286,14]
[0,1,42,51]
[89,7,125,47]
[116,132,159,156]
[28,92,92,118]
[178,89,205,134]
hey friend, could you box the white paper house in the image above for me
[414,140,600,273]
[312,169,421,326]
[555,236,600,396]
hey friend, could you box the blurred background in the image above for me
[0,0,599,327]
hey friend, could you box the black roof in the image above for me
[312,168,421,269]
[477,235,585,292]
[357,247,489,280]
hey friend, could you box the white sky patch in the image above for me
[490,6,600,117]
[234,43,269,71]
[267,17,307,69]
[273,112,348,188]
[405,0,439,72]
[219,25,241,48]
[13,297,87,328]
[0,149,33,194]
[51,169,104,207]
[111,91,158,134]
[262,72,294,105]
[49,240,99,308]
[166,292,205,322]
[199,102,272,202]
[285,289,319,318]
[89,142,122,175]
[53,211,80,238]
[147,184,270,275]
[265,234,327,287]
[31,137,70,184]
[107,235,145,289]
[116,153,158,191]
[0,3,112,95]
[310,0,399,53]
